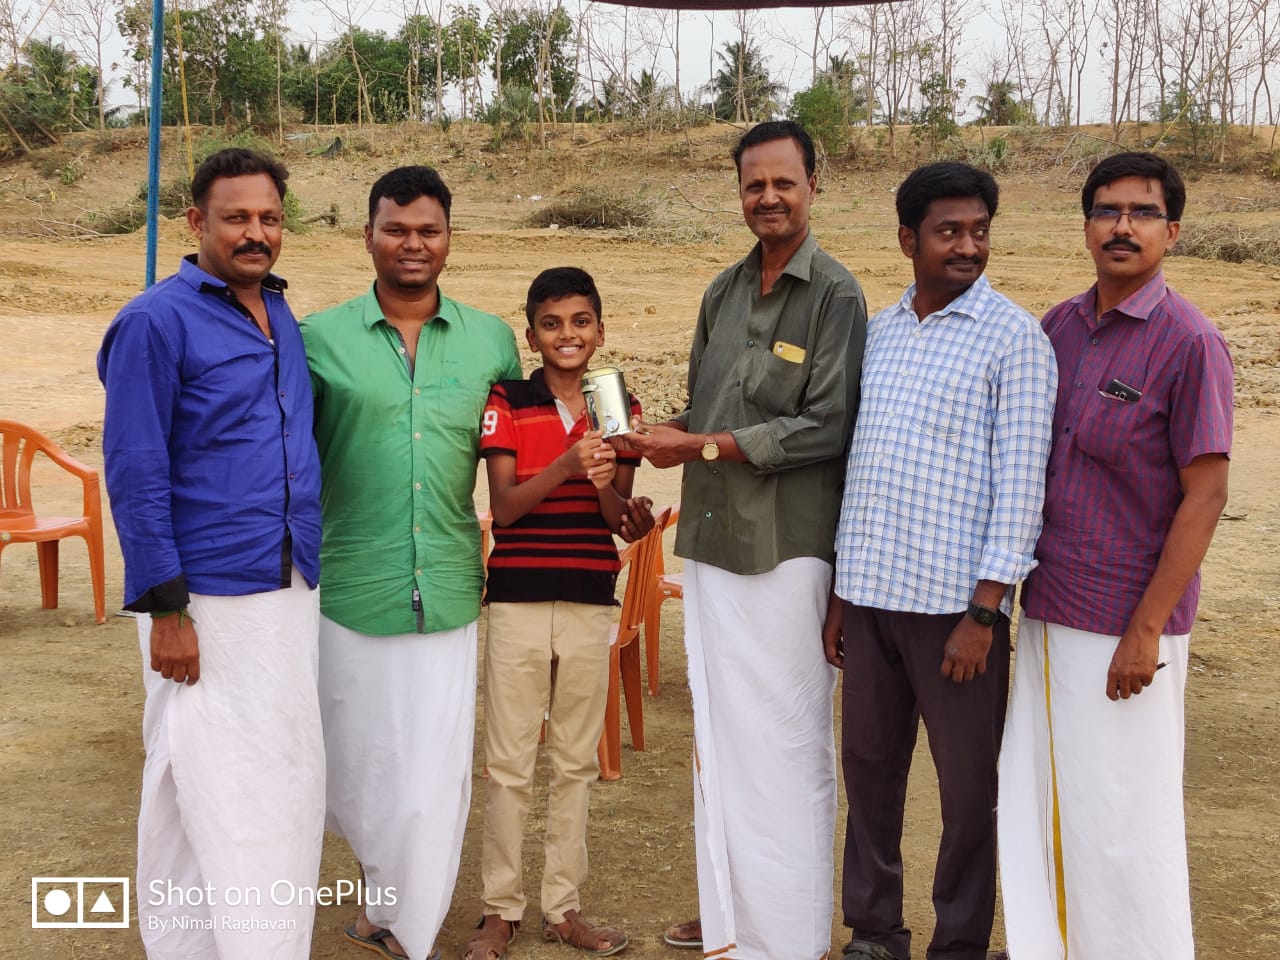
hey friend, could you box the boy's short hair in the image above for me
[525,267,603,327]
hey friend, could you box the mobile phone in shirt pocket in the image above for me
[1075,390,1144,467]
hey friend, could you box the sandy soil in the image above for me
[1,126,1277,958]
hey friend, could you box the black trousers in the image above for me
[838,603,1010,960]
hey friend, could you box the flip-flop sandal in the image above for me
[542,909,628,957]
[463,915,519,960]
[663,918,702,949]
[344,924,443,960]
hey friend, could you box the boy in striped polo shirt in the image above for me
[468,267,650,960]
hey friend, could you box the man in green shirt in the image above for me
[627,121,867,960]
[302,166,521,960]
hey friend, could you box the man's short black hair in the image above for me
[368,165,452,224]
[191,148,288,210]
[731,121,816,180]
[1082,151,1186,222]
[525,267,602,327]
[896,162,999,233]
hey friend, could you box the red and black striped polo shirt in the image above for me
[480,368,642,605]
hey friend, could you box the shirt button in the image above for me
[414,432,422,440]
[413,388,421,396]
[711,468,719,475]
[1091,338,1100,345]
[747,339,754,347]
[399,347,406,355]
[1075,381,1083,389]
[288,472,296,480]
[415,568,422,576]
[704,510,712,518]
[279,390,286,398]
[414,525,421,533]
[284,431,290,438]
[1064,427,1071,435]
[414,482,422,490]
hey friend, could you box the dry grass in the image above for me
[522,185,655,229]
[1172,221,1280,265]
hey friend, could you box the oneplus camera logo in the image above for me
[32,877,130,929]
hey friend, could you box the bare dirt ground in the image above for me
[1,124,1277,959]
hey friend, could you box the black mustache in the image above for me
[233,242,272,257]
[754,205,789,215]
[1103,238,1141,253]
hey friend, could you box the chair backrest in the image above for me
[0,419,47,519]
[617,506,672,634]
[0,419,97,526]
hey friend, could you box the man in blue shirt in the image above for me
[98,148,325,960]
[824,163,1056,960]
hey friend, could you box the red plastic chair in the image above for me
[0,420,106,624]
[644,504,682,696]
[597,506,671,781]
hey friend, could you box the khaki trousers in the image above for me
[481,600,613,923]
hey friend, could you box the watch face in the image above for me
[969,605,998,626]
[701,440,720,461]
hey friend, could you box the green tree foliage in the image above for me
[970,79,1037,126]
[911,71,962,148]
[442,5,493,119]
[712,40,783,122]
[116,0,278,126]
[492,5,574,111]
[790,82,849,155]
[0,38,101,153]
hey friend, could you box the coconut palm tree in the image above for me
[712,40,783,123]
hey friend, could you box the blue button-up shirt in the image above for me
[98,256,322,609]
[834,274,1057,615]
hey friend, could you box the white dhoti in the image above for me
[998,617,1193,960]
[319,616,477,960]
[684,557,838,960]
[136,571,325,960]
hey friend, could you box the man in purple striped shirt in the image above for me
[999,152,1234,960]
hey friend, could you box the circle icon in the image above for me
[43,888,72,917]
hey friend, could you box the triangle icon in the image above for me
[90,890,116,914]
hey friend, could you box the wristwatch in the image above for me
[966,603,999,627]
[701,435,720,461]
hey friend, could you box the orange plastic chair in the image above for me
[0,420,106,624]
[598,506,671,781]
[644,504,682,696]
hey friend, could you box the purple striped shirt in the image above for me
[1022,272,1233,636]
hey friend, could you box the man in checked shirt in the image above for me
[823,162,1056,960]
[999,152,1233,960]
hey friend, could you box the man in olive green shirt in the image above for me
[302,166,520,960]
[628,121,866,960]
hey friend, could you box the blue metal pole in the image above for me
[145,0,165,287]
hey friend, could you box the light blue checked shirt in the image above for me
[834,274,1057,615]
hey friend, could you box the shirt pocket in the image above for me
[427,380,491,439]
[744,348,810,418]
[1075,393,1144,468]
[910,370,967,441]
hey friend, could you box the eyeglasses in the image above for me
[1087,207,1170,224]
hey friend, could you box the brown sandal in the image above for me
[542,909,628,957]
[463,915,518,960]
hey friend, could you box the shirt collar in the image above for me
[528,367,554,403]
[179,253,287,294]
[1074,271,1168,328]
[895,273,993,322]
[361,281,454,330]
[746,229,817,284]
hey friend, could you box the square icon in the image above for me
[32,877,130,929]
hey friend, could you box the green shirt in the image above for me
[674,231,867,575]
[302,284,521,635]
